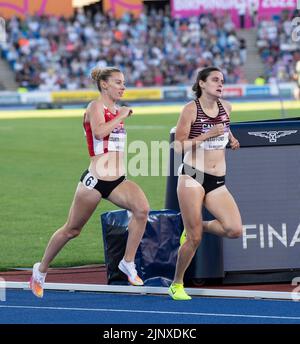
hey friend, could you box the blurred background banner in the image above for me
[0,0,73,19]
[171,0,297,27]
[258,0,297,18]
[103,0,143,18]
[171,0,252,28]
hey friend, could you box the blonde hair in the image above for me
[90,66,122,92]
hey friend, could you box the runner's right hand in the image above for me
[119,106,133,119]
[207,124,224,138]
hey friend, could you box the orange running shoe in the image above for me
[118,258,144,286]
[30,262,46,298]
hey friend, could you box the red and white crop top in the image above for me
[83,106,126,156]
[189,99,230,150]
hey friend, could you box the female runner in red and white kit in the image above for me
[169,67,243,300]
[30,67,150,297]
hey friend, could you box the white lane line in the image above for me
[0,305,300,321]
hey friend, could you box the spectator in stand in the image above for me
[239,38,247,64]
[293,60,300,100]
[249,0,258,27]
[257,10,299,84]
[254,75,266,85]
[237,1,246,29]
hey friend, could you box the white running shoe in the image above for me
[29,262,47,298]
[118,258,144,286]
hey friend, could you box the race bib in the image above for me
[82,172,98,190]
[108,129,126,152]
[201,132,229,150]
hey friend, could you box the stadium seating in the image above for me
[257,10,300,83]
[0,8,246,90]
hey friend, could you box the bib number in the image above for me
[82,172,97,190]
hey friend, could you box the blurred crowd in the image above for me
[0,8,247,90]
[257,10,300,84]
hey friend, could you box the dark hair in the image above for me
[91,66,122,92]
[192,67,222,98]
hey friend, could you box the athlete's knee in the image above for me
[132,202,150,222]
[186,229,202,249]
[189,236,201,249]
[225,224,243,238]
[63,224,83,239]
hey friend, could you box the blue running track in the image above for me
[1,289,300,324]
